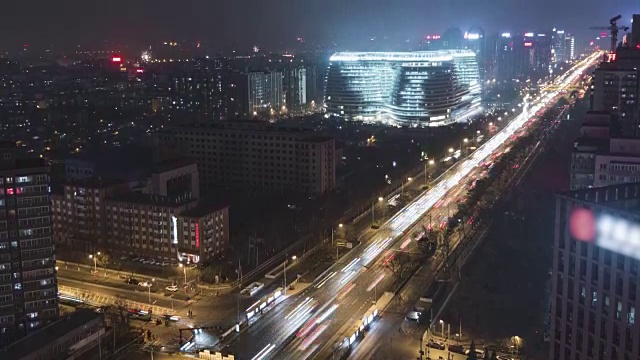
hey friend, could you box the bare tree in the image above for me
[385,252,413,281]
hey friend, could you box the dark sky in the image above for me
[0,0,636,53]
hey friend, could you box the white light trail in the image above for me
[286,297,314,320]
[315,272,336,289]
[315,304,339,324]
[367,273,385,292]
[252,343,277,360]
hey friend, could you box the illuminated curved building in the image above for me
[325,50,482,127]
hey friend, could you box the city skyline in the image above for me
[0,0,635,53]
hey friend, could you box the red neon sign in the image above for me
[195,223,200,249]
[607,53,617,62]
[135,68,144,73]
[112,56,122,63]
[524,42,533,47]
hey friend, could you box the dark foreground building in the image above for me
[0,141,58,345]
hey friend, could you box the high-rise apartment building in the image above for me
[0,141,58,345]
[590,61,639,138]
[157,120,337,195]
[247,71,284,116]
[550,183,640,360]
[283,66,307,112]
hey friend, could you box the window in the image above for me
[628,305,635,326]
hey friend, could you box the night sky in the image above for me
[1,0,636,53]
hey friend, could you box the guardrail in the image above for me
[58,284,187,316]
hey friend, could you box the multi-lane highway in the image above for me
[220,53,601,360]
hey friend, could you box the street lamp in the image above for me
[179,263,187,284]
[402,177,412,195]
[89,253,99,274]
[448,148,454,153]
[439,319,445,338]
[148,278,155,305]
[461,138,469,156]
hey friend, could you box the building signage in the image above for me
[464,32,480,40]
[569,207,640,261]
[172,215,178,244]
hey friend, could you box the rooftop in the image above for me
[180,199,229,218]
[1,310,102,359]
[151,157,197,174]
[63,176,124,189]
[172,120,316,136]
[109,192,197,207]
[557,182,640,219]
[329,50,476,62]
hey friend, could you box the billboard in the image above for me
[569,207,640,261]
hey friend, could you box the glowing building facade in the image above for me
[325,50,482,127]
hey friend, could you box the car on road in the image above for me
[496,356,514,360]
[163,314,180,321]
[427,341,445,350]
[165,285,179,292]
[448,344,465,354]
[465,349,485,357]
[125,278,139,285]
[138,281,152,288]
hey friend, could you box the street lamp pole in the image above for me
[283,254,287,295]
[371,200,375,225]
[180,264,187,284]
[440,319,445,338]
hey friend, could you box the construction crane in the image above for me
[589,15,629,52]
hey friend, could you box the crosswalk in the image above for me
[58,284,188,317]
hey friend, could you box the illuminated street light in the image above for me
[428,159,435,165]
[179,263,187,284]
[291,255,297,261]
[339,223,344,228]
[448,148,454,153]
[378,197,384,202]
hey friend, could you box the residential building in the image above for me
[550,182,640,360]
[247,71,284,116]
[147,158,200,199]
[51,178,125,252]
[105,193,197,264]
[1,310,109,360]
[157,120,337,195]
[178,202,229,264]
[0,141,58,345]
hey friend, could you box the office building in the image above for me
[554,29,568,63]
[464,27,487,80]
[570,111,611,190]
[0,141,58,345]
[632,15,640,47]
[550,182,640,360]
[324,50,482,127]
[1,310,109,360]
[590,59,640,138]
[157,120,337,194]
[494,33,516,81]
